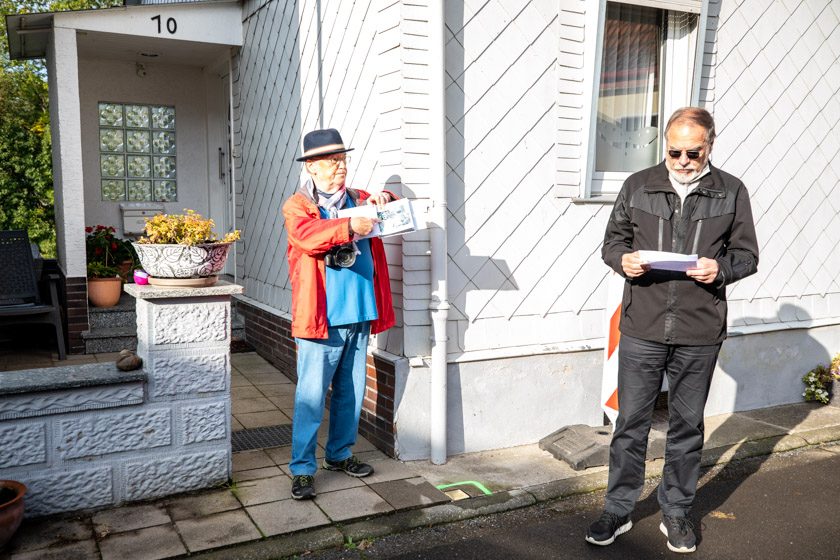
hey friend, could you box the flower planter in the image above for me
[88,276,122,308]
[0,480,26,550]
[132,242,233,279]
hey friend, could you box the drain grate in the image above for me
[232,424,293,452]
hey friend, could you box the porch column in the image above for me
[47,26,85,278]
[48,27,88,354]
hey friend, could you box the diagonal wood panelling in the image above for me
[234,0,383,317]
[445,0,611,350]
[703,0,840,325]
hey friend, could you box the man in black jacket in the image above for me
[585,108,758,554]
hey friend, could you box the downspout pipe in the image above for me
[428,0,449,465]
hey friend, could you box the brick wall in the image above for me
[64,277,88,355]
[235,298,397,456]
[42,260,88,355]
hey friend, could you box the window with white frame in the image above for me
[590,1,699,195]
[98,102,177,202]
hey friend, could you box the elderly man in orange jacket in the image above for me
[283,128,396,500]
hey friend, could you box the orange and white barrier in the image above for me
[601,272,624,426]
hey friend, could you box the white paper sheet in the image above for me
[638,250,698,272]
[335,198,417,239]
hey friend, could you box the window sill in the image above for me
[571,194,618,204]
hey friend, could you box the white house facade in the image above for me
[7,0,840,462]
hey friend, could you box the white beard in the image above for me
[668,168,701,185]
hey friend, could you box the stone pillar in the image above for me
[124,281,243,500]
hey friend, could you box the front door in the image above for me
[207,59,235,276]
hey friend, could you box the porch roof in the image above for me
[5,0,242,62]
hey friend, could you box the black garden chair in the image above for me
[0,230,66,360]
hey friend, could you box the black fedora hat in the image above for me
[296,128,354,162]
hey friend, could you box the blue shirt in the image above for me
[319,198,378,327]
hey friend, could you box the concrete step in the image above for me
[89,293,136,330]
[82,326,137,354]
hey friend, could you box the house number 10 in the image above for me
[151,15,177,34]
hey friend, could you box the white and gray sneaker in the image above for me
[660,514,697,553]
[585,510,633,546]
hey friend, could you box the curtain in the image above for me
[595,3,662,172]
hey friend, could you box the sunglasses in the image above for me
[667,149,703,160]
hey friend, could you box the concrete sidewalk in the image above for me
[4,352,840,559]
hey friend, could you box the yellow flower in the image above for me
[138,209,240,246]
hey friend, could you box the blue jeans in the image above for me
[289,322,370,476]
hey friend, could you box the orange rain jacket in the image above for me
[282,186,396,339]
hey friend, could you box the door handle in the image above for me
[218,147,226,180]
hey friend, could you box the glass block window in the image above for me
[98,102,177,202]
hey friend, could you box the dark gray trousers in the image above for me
[604,334,721,518]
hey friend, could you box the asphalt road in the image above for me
[305,444,840,560]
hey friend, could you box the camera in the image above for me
[325,243,357,268]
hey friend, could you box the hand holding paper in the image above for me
[337,198,417,239]
[637,250,698,272]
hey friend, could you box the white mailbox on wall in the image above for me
[120,202,165,237]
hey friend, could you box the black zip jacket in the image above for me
[602,161,759,345]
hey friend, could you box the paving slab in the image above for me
[315,485,394,522]
[406,444,573,493]
[313,469,366,494]
[368,477,451,510]
[265,445,292,465]
[267,394,295,409]
[175,509,261,553]
[231,386,264,399]
[246,499,331,536]
[241,371,288,385]
[353,436,377,453]
[98,524,186,560]
[92,503,170,535]
[703,412,789,448]
[3,516,92,554]
[232,449,275,472]
[230,375,252,388]
[741,402,840,432]
[235,475,292,506]
[232,397,278,414]
[232,465,285,482]
[231,352,271,364]
[359,458,418,485]
[166,489,242,521]
[235,410,291,429]
[257,383,296,397]
[7,540,100,560]
[231,417,245,431]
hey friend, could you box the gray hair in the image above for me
[665,107,716,146]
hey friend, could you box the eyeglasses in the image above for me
[315,154,351,167]
[667,149,703,160]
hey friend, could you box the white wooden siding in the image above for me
[702,0,840,326]
[231,0,840,362]
[233,0,405,355]
[446,0,613,357]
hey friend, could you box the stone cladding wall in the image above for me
[0,287,239,517]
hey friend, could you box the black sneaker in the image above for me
[660,514,697,553]
[291,475,316,500]
[585,510,633,546]
[322,455,374,478]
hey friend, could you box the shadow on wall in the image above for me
[370,174,405,359]
[444,1,517,322]
[630,303,829,545]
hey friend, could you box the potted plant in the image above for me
[85,225,125,307]
[802,353,840,404]
[133,209,240,286]
[0,480,26,550]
